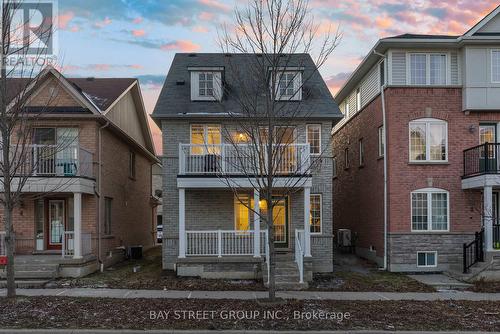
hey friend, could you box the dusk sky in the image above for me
[55,0,500,153]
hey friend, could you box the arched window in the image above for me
[411,188,449,232]
[409,118,448,162]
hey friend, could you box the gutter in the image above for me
[373,51,389,271]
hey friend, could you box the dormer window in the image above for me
[189,67,223,101]
[274,70,302,101]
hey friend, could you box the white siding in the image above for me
[450,52,460,85]
[391,51,407,85]
[360,65,380,106]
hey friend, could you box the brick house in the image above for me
[332,6,500,275]
[152,53,342,286]
[0,67,158,278]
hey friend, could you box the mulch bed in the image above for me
[0,297,499,331]
[469,279,500,293]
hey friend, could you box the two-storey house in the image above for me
[332,6,500,276]
[0,67,158,279]
[153,53,342,286]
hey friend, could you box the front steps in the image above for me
[0,257,60,281]
[263,253,309,290]
[448,253,500,282]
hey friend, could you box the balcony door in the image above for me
[479,124,497,172]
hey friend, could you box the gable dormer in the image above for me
[189,67,223,101]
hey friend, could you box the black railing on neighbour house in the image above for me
[494,224,500,250]
[463,143,500,178]
[463,229,485,274]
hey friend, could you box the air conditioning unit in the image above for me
[337,229,352,247]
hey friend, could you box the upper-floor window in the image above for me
[129,150,136,179]
[190,124,221,155]
[378,126,385,157]
[306,124,321,155]
[409,53,447,85]
[411,188,449,232]
[409,118,447,162]
[190,70,222,101]
[310,194,322,234]
[492,50,500,83]
[356,88,361,112]
[275,71,302,101]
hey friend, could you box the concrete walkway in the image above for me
[1,288,500,301]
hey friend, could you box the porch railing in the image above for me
[295,229,304,283]
[463,229,485,273]
[179,143,310,175]
[0,232,5,256]
[185,230,267,257]
[494,224,500,250]
[62,231,92,258]
[463,143,500,178]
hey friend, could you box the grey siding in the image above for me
[391,51,407,85]
[360,65,380,107]
[450,52,460,85]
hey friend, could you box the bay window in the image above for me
[409,119,447,162]
[411,188,449,232]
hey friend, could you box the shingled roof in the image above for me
[152,53,342,121]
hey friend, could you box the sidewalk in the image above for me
[1,288,500,300]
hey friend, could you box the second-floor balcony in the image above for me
[463,143,500,179]
[2,144,94,179]
[178,143,311,176]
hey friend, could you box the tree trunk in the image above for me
[266,195,276,300]
[4,204,16,298]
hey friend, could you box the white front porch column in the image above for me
[178,188,186,258]
[484,186,493,252]
[253,190,260,258]
[73,192,82,259]
[304,187,312,257]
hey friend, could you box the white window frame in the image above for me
[306,124,321,156]
[189,124,221,155]
[408,118,448,163]
[234,194,252,231]
[190,71,222,101]
[416,251,438,268]
[356,88,361,112]
[378,126,385,157]
[407,53,448,86]
[275,71,302,101]
[310,194,322,235]
[491,49,500,84]
[411,188,450,232]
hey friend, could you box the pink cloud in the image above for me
[198,0,231,12]
[70,25,80,33]
[161,40,201,53]
[94,17,112,29]
[192,25,210,33]
[199,12,215,21]
[133,17,143,24]
[129,64,144,70]
[132,29,146,37]
[325,72,351,95]
[58,11,74,30]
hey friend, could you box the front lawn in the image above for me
[0,297,498,331]
[469,278,500,293]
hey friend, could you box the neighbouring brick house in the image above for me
[152,53,342,287]
[0,67,158,278]
[332,6,500,275]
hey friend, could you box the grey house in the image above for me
[152,53,342,286]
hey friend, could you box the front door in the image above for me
[46,200,65,250]
[479,124,497,172]
[262,196,289,248]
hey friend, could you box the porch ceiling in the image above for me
[462,174,500,190]
[0,177,95,194]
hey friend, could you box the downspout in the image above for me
[97,121,110,272]
[374,50,388,271]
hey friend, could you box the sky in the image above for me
[53,0,500,153]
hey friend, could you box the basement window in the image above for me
[417,251,437,267]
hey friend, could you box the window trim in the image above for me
[417,251,438,268]
[491,49,500,84]
[189,124,222,155]
[190,71,222,101]
[310,194,322,235]
[410,188,450,232]
[378,126,385,157]
[274,71,302,101]
[408,118,448,163]
[306,124,321,156]
[407,52,448,86]
[234,194,252,232]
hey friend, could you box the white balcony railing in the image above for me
[295,229,305,283]
[185,230,267,257]
[1,144,93,178]
[179,143,310,175]
[62,231,92,258]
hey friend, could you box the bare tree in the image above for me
[0,0,72,298]
[215,0,340,300]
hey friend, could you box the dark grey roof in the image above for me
[152,53,342,122]
[384,33,459,40]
